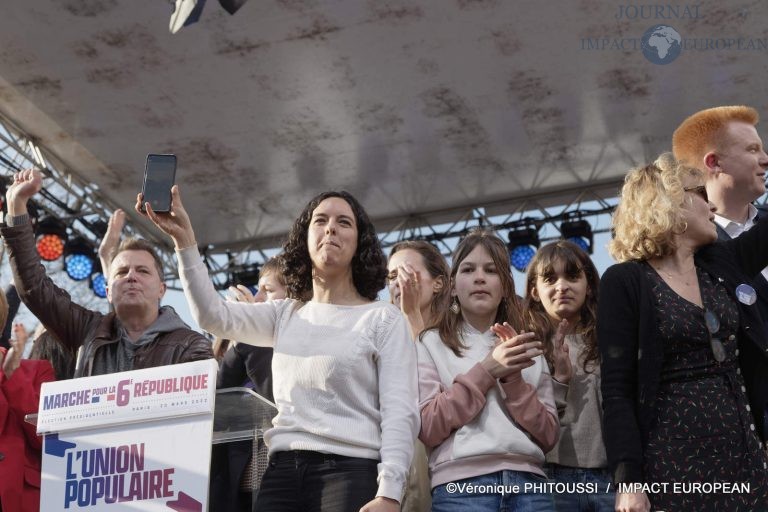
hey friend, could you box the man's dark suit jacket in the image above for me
[715,204,768,331]
[713,204,768,442]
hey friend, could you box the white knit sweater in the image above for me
[177,247,419,501]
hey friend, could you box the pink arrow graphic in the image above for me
[166,492,202,512]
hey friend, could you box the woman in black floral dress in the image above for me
[598,153,768,511]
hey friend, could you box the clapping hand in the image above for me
[551,319,573,384]
[481,323,543,379]
[3,323,29,378]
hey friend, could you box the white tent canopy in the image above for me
[0,0,765,252]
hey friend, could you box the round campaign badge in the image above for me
[736,283,757,305]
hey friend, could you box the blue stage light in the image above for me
[507,226,540,272]
[66,253,94,281]
[509,245,536,272]
[64,237,96,282]
[561,219,593,254]
[90,272,107,298]
[567,236,590,253]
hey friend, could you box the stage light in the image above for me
[89,262,107,299]
[35,217,67,261]
[228,264,261,294]
[90,272,107,298]
[561,219,594,254]
[64,237,95,281]
[507,227,540,272]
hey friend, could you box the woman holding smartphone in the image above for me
[138,186,418,512]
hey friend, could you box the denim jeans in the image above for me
[544,464,615,512]
[254,450,378,511]
[431,470,556,512]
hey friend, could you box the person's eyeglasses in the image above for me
[684,185,709,203]
[704,309,727,363]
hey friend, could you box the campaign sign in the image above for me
[38,359,217,511]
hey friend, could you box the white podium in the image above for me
[33,359,218,512]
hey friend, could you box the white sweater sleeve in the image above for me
[375,309,419,501]
[176,246,279,347]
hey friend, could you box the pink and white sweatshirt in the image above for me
[417,325,559,489]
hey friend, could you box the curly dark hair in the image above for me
[281,191,387,301]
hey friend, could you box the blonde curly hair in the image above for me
[609,153,704,262]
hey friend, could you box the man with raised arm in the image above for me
[1,169,212,377]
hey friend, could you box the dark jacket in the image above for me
[218,343,274,400]
[715,204,768,331]
[1,223,212,377]
[598,213,768,484]
[210,344,274,512]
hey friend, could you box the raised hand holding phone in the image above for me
[136,184,196,250]
[141,154,176,213]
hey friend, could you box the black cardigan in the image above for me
[598,214,768,484]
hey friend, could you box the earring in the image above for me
[673,220,688,235]
[450,297,460,314]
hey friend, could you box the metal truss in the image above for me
[26,111,768,294]
[199,181,624,291]
[0,110,629,292]
[0,111,179,282]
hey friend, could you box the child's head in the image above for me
[526,241,598,323]
[435,229,522,356]
[523,241,600,370]
[451,230,514,321]
[254,256,288,302]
